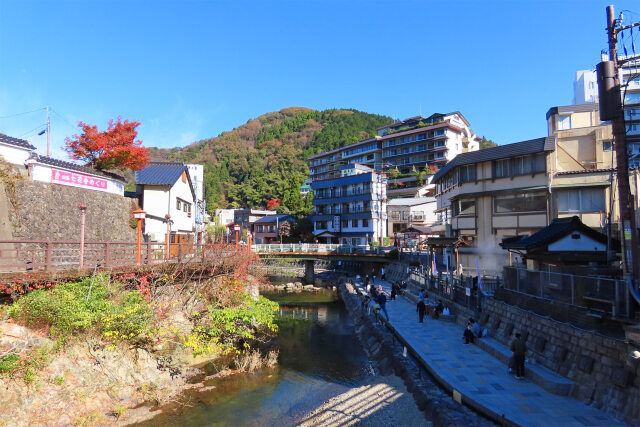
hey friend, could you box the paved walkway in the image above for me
[352,277,625,427]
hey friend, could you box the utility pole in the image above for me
[46,106,51,157]
[600,5,640,288]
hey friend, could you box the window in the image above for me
[176,199,182,210]
[558,115,572,130]
[494,192,547,213]
[362,219,369,227]
[494,159,511,178]
[459,165,476,183]
[454,199,475,216]
[557,188,605,212]
[268,225,275,233]
[351,220,358,228]
[603,141,613,151]
[342,220,349,229]
[390,211,400,220]
[393,223,405,232]
[257,225,264,233]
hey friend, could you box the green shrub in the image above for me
[10,273,153,344]
[185,294,279,357]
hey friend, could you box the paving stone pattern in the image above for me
[356,277,627,427]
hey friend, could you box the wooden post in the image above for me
[146,241,151,264]
[105,243,111,268]
[45,241,52,271]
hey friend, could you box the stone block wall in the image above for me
[5,180,136,242]
[480,297,639,423]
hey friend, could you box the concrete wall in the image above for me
[0,144,33,166]
[5,180,136,242]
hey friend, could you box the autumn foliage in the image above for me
[64,118,149,171]
[266,198,281,210]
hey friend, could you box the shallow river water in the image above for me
[139,289,371,426]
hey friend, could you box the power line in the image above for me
[18,124,47,138]
[51,109,79,131]
[0,107,46,119]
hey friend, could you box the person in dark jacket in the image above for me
[377,292,389,321]
[390,282,397,300]
[510,332,527,379]
[463,321,475,344]
[416,300,426,323]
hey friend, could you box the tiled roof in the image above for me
[387,197,435,206]
[29,154,125,182]
[0,133,36,150]
[135,162,187,185]
[500,216,610,251]
[253,214,294,224]
[432,137,555,182]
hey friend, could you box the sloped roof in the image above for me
[387,197,435,206]
[253,214,294,224]
[0,133,36,150]
[545,103,599,120]
[135,162,187,185]
[500,216,615,251]
[432,137,555,182]
[28,154,125,182]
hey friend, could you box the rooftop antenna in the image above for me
[46,106,50,157]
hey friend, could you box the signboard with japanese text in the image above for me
[51,169,108,190]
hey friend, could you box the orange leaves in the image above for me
[64,117,149,171]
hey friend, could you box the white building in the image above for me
[215,208,236,226]
[135,162,196,244]
[26,154,126,196]
[387,197,437,237]
[573,70,599,104]
[310,163,387,245]
[0,133,36,166]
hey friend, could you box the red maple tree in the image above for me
[64,118,149,171]
[266,198,281,210]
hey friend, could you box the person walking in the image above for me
[381,267,386,281]
[510,332,527,379]
[416,300,426,323]
[377,292,389,321]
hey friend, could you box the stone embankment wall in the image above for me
[3,180,136,242]
[478,297,639,424]
[338,279,492,427]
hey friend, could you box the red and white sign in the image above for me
[51,169,108,190]
[234,225,240,231]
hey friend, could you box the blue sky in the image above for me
[1,0,639,160]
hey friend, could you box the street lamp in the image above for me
[133,209,146,265]
[78,204,87,269]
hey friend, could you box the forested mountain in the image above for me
[147,107,394,216]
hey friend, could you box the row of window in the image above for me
[389,211,425,221]
[383,141,446,157]
[314,184,372,199]
[383,129,446,147]
[342,143,378,158]
[341,219,370,228]
[437,154,547,193]
[315,203,372,214]
[176,199,192,217]
[256,225,277,233]
[451,188,605,217]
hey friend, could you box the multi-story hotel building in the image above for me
[310,164,387,245]
[308,112,480,198]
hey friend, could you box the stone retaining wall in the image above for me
[5,180,136,242]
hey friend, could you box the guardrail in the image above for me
[251,243,384,255]
[0,240,240,273]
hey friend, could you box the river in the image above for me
[138,288,372,426]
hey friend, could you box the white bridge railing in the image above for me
[251,243,383,255]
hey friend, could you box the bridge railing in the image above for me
[251,243,382,255]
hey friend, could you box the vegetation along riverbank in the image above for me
[0,246,280,425]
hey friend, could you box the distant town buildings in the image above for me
[310,163,386,245]
[573,70,599,104]
[386,197,437,237]
[252,214,294,244]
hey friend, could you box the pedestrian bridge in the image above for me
[251,243,390,260]
[251,243,391,282]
